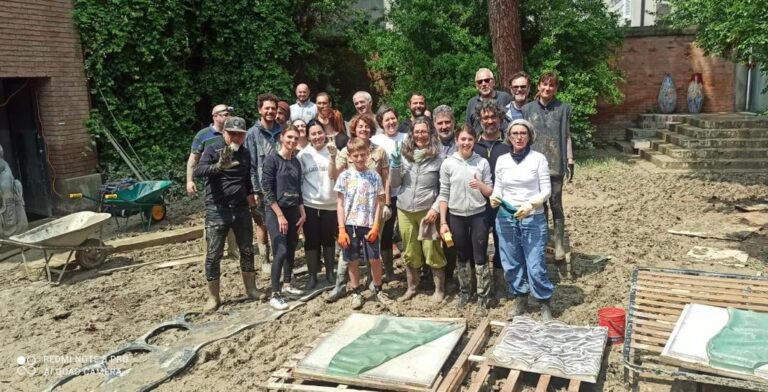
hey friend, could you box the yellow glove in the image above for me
[489,195,502,208]
[513,202,534,219]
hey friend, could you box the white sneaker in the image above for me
[350,293,364,309]
[283,285,304,296]
[269,294,289,310]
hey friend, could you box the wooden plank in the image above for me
[657,355,768,384]
[638,280,768,298]
[631,342,664,354]
[638,271,768,289]
[106,225,203,253]
[291,368,432,392]
[468,323,509,392]
[641,273,768,292]
[631,333,669,345]
[499,370,521,392]
[635,285,768,305]
[632,289,768,312]
[631,325,671,339]
[437,318,491,392]
[567,379,581,392]
[534,374,551,392]
[633,297,685,312]
[632,310,682,322]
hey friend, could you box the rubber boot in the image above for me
[475,263,491,316]
[539,298,553,321]
[322,246,336,284]
[325,256,349,303]
[399,267,420,302]
[204,280,221,312]
[305,249,320,290]
[456,262,472,309]
[241,271,265,300]
[554,219,566,261]
[257,244,270,273]
[431,268,445,303]
[381,249,396,283]
[510,295,528,318]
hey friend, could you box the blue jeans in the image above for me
[204,205,254,281]
[496,212,553,300]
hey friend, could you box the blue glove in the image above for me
[498,199,518,219]
[389,144,402,168]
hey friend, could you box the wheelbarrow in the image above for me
[0,211,113,284]
[71,180,173,230]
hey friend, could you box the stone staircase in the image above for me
[619,113,768,171]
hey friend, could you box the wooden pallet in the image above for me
[452,320,582,392]
[624,268,768,391]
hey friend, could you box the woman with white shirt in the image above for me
[371,105,406,282]
[490,119,553,321]
[297,123,339,289]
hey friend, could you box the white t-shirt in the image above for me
[370,132,406,198]
[297,146,337,210]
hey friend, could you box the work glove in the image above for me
[566,163,574,183]
[250,205,264,226]
[382,205,392,222]
[337,226,350,248]
[513,202,534,219]
[489,195,502,209]
[365,223,380,244]
[215,145,239,171]
[389,145,402,168]
[326,141,337,157]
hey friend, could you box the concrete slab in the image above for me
[686,246,750,265]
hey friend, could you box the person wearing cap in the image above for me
[490,119,553,321]
[195,116,261,312]
[187,104,239,259]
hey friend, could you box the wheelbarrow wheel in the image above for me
[145,204,167,222]
[76,238,108,270]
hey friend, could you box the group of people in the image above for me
[186,67,574,321]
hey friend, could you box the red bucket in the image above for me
[598,307,626,344]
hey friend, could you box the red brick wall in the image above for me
[0,0,97,178]
[593,28,735,139]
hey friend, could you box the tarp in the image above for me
[707,307,768,374]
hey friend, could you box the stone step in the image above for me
[684,115,768,129]
[640,149,768,170]
[626,127,660,140]
[664,133,768,149]
[671,123,768,139]
[658,146,768,160]
[613,140,635,154]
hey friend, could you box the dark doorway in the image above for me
[0,78,53,217]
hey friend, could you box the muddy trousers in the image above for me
[544,175,564,221]
[496,212,553,300]
[448,211,491,298]
[204,205,255,281]
[266,205,300,293]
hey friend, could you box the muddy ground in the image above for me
[1,148,767,392]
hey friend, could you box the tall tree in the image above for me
[488,0,524,89]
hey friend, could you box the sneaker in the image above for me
[269,294,289,310]
[283,285,304,296]
[350,293,364,309]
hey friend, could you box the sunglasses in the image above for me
[511,85,528,90]
[475,78,493,85]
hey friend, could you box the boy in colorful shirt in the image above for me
[334,138,388,309]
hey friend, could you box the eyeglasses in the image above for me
[511,85,528,91]
[214,111,231,117]
[475,78,493,85]
[509,132,528,138]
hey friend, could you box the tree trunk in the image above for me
[488,0,523,90]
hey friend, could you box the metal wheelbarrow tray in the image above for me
[0,211,114,284]
[101,180,173,230]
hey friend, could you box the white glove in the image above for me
[382,205,393,222]
[513,202,533,219]
[489,195,501,209]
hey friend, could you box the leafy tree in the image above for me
[73,0,360,183]
[664,0,768,75]
[352,0,624,147]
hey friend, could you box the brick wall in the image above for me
[593,27,735,140]
[0,0,97,178]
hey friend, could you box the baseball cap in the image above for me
[224,117,247,133]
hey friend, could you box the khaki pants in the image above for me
[396,209,445,269]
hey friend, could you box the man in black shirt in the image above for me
[194,116,262,312]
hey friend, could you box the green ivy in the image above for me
[73,0,360,186]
